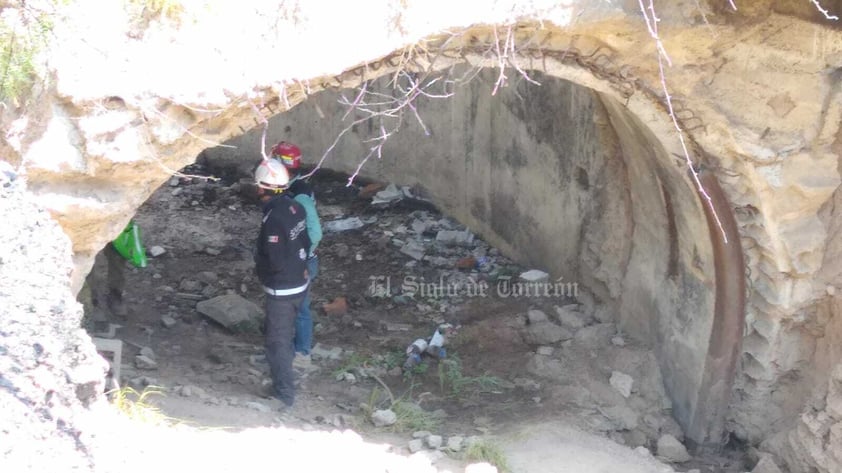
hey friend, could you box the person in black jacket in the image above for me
[253,159,311,407]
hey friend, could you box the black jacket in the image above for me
[255,193,311,297]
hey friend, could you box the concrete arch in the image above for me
[2,2,841,471]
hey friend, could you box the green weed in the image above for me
[464,439,510,473]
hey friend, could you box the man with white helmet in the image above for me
[253,158,311,407]
[271,141,322,371]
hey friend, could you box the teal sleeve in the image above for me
[294,194,322,254]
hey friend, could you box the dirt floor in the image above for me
[81,164,751,473]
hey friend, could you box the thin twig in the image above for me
[810,0,839,20]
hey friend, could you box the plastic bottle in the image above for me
[403,338,428,370]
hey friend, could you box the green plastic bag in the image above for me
[112,220,147,268]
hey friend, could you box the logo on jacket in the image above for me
[289,205,297,214]
[289,220,306,240]
[299,248,306,260]
[267,235,279,243]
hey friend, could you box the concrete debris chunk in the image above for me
[526,309,549,324]
[196,294,263,332]
[553,305,588,329]
[435,230,475,246]
[412,431,432,439]
[371,183,404,205]
[324,217,365,232]
[408,438,424,453]
[446,435,464,452]
[610,371,634,398]
[311,343,343,361]
[161,316,177,328]
[752,454,783,473]
[425,434,443,449]
[400,240,426,260]
[656,434,691,463]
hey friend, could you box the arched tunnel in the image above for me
[2,3,842,473]
[197,66,745,448]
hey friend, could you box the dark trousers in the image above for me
[264,294,304,406]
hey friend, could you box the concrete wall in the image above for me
[203,69,718,439]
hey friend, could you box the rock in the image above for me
[139,346,155,359]
[324,217,365,232]
[196,294,263,333]
[435,230,474,246]
[134,355,157,370]
[537,346,554,356]
[610,371,634,398]
[526,353,566,379]
[574,323,616,346]
[611,336,626,347]
[322,297,348,316]
[519,269,549,282]
[603,405,639,430]
[244,401,272,413]
[657,434,691,463]
[161,316,177,328]
[634,446,652,457]
[148,246,166,257]
[446,435,464,452]
[752,454,783,473]
[526,309,549,324]
[179,279,203,292]
[372,183,404,205]
[426,435,443,449]
[408,438,425,453]
[338,372,357,383]
[204,247,221,256]
[400,240,426,260]
[465,463,498,473]
[311,343,343,360]
[523,322,573,345]
[371,409,397,427]
[554,305,588,329]
[413,430,432,439]
[196,271,219,284]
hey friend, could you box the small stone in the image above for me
[610,371,634,398]
[311,343,343,360]
[522,323,572,345]
[553,305,587,329]
[149,246,166,257]
[140,347,155,359]
[178,386,192,397]
[372,409,397,427]
[827,285,836,296]
[244,402,272,413]
[526,309,549,324]
[179,279,203,292]
[412,431,432,439]
[435,230,474,246]
[323,297,348,316]
[408,439,424,453]
[343,373,357,383]
[634,446,652,457]
[519,269,549,282]
[426,435,443,449]
[197,271,219,284]
[536,346,554,356]
[656,434,691,463]
[135,355,157,370]
[168,177,179,187]
[446,435,464,452]
[611,336,626,347]
[204,247,221,256]
[161,316,177,328]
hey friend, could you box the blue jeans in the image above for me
[294,256,318,355]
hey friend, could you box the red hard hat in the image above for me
[271,141,301,170]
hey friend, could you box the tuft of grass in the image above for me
[437,355,503,396]
[391,400,441,433]
[464,439,510,473]
[0,4,55,104]
[109,386,176,425]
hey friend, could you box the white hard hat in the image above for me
[254,158,290,190]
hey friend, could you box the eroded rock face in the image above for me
[1,1,841,471]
